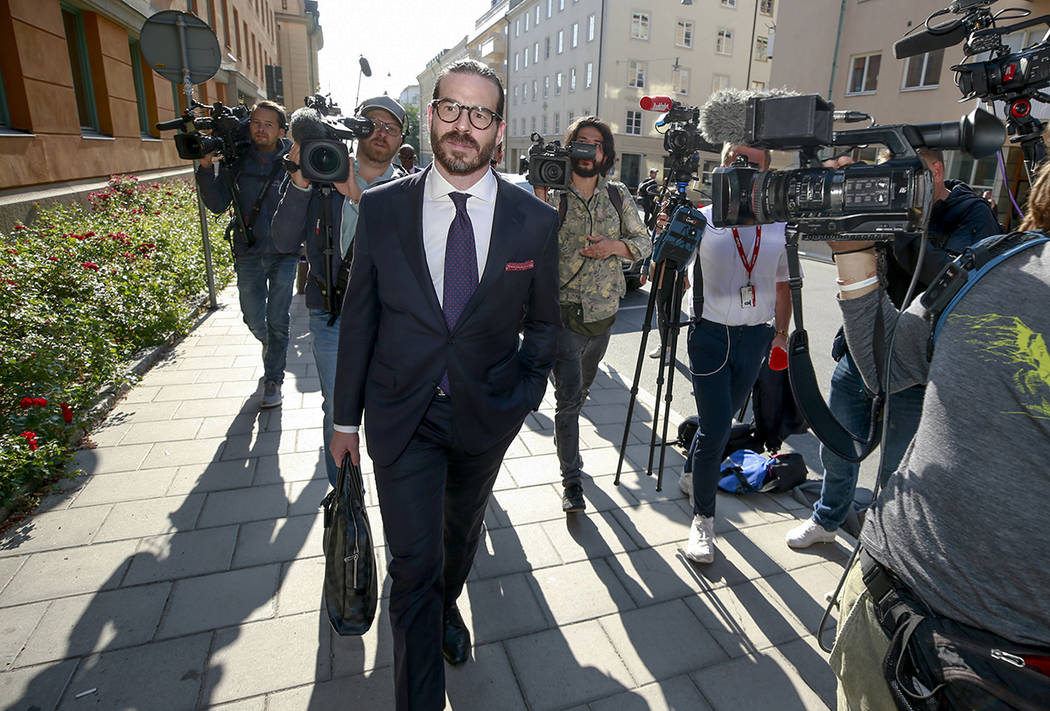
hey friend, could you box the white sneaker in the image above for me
[785,518,838,549]
[678,470,692,498]
[685,514,716,564]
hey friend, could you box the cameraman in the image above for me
[195,100,297,409]
[785,148,999,549]
[534,116,652,514]
[677,143,792,564]
[827,164,1050,710]
[638,168,659,227]
[270,95,405,486]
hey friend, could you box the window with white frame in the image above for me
[676,20,693,48]
[515,18,520,36]
[557,29,563,53]
[848,52,881,94]
[721,0,736,7]
[626,110,642,135]
[513,85,519,104]
[533,41,539,63]
[535,5,540,24]
[543,114,548,134]
[515,52,520,71]
[547,0,552,17]
[532,79,537,100]
[631,12,649,40]
[716,28,733,55]
[567,110,574,123]
[755,35,769,61]
[674,68,690,95]
[524,48,529,68]
[559,0,564,9]
[545,36,550,59]
[760,0,774,15]
[587,14,595,41]
[712,73,729,92]
[750,80,766,89]
[569,66,576,91]
[572,23,579,47]
[556,71,563,94]
[586,62,593,87]
[627,60,646,88]
[544,75,549,97]
[902,48,943,90]
[525,12,529,31]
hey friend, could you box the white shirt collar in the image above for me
[427,165,498,205]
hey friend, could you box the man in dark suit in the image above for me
[330,59,561,711]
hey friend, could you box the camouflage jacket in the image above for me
[546,176,652,322]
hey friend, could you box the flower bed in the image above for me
[0,174,234,509]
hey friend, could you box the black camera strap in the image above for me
[783,231,886,463]
[244,160,284,234]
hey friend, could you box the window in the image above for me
[627,60,646,88]
[129,39,152,137]
[533,42,539,63]
[587,14,595,41]
[712,73,729,92]
[512,117,517,136]
[542,114,548,134]
[531,116,536,133]
[760,0,774,15]
[515,18,520,36]
[701,159,720,186]
[525,12,529,31]
[556,71,563,95]
[62,6,99,132]
[513,85,519,105]
[535,5,540,24]
[0,64,10,127]
[221,0,231,47]
[676,20,693,48]
[532,79,537,100]
[716,28,733,55]
[571,23,579,47]
[568,110,574,123]
[674,68,690,95]
[557,29,563,53]
[569,66,577,91]
[626,110,642,135]
[631,12,649,40]
[560,0,564,9]
[585,62,593,88]
[848,52,881,94]
[755,35,769,61]
[750,80,766,89]
[547,0,552,18]
[544,75,549,98]
[903,49,943,90]
[721,0,737,7]
[545,36,550,59]
[524,48,529,68]
[233,7,241,56]
[515,52,520,71]
[554,112,560,134]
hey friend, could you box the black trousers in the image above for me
[373,394,517,711]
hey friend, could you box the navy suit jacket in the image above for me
[333,168,562,467]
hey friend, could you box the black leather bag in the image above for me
[321,456,378,636]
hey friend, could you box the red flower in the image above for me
[60,403,73,423]
[4,279,15,286]
[19,397,34,408]
[84,231,95,237]
[34,397,47,407]
[20,431,38,451]
[13,224,25,230]
[81,262,99,271]
[47,256,60,262]
[5,248,17,255]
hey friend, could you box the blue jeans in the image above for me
[552,325,613,487]
[309,309,341,487]
[687,319,773,518]
[813,353,926,531]
[235,254,298,385]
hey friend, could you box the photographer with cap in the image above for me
[270,95,405,486]
[397,143,422,173]
[534,116,652,514]
[827,158,1050,710]
[195,100,297,409]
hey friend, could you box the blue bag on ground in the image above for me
[718,450,808,493]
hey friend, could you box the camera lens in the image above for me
[539,160,566,186]
[308,146,341,176]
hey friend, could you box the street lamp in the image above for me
[354,55,372,111]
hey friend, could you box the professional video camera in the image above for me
[290,94,375,184]
[518,133,597,190]
[894,0,1050,170]
[702,91,1005,240]
[639,95,718,185]
[157,100,251,162]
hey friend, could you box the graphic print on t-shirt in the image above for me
[949,312,1050,419]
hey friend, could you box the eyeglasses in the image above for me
[369,119,402,137]
[430,99,501,130]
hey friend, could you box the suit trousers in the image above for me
[373,394,516,711]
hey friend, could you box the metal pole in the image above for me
[178,14,218,310]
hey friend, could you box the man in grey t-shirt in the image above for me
[826,163,1050,709]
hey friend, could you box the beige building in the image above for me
[275,0,322,111]
[770,0,1050,229]
[505,0,778,191]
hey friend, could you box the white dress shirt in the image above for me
[423,165,497,306]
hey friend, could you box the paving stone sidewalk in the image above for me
[0,285,854,711]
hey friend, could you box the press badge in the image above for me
[740,284,756,308]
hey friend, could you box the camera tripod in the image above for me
[615,180,700,492]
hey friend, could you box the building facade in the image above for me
[0,0,320,192]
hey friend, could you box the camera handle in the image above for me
[1006,110,1048,183]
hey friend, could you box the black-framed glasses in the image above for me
[430,99,501,130]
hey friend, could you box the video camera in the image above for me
[292,94,375,184]
[157,100,252,163]
[705,92,1005,240]
[519,133,596,190]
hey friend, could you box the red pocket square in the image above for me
[505,260,534,271]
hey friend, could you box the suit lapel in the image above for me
[396,167,445,326]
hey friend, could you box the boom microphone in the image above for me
[289,106,331,145]
[893,20,969,59]
[640,95,674,112]
[698,88,756,145]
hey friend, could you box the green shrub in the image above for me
[0,174,234,508]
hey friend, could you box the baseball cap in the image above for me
[357,96,406,127]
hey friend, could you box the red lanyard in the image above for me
[731,226,761,284]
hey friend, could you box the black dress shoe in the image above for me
[442,605,471,665]
[562,483,586,513]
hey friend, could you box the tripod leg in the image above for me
[655,270,686,492]
[647,268,671,477]
[615,263,663,485]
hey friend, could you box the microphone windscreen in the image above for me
[289,107,331,144]
[699,88,754,146]
[893,22,968,59]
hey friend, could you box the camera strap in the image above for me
[244,160,284,233]
[783,232,886,463]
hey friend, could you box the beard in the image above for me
[358,135,398,165]
[572,158,600,178]
[432,127,497,175]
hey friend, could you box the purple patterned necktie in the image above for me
[439,192,478,394]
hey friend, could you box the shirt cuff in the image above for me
[333,424,359,434]
[290,180,312,193]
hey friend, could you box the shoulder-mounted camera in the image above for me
[156,100,252,163]
[519,133,596,190]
